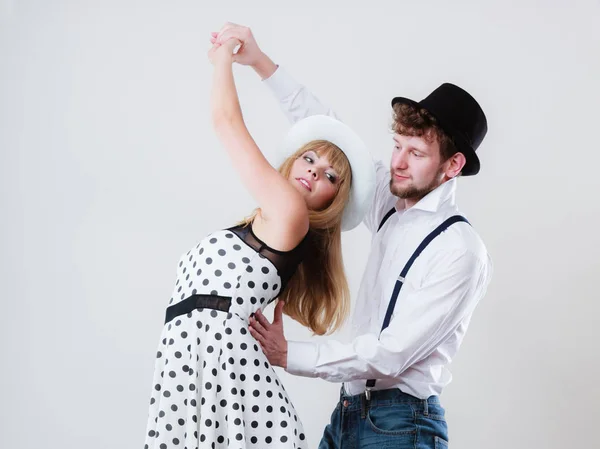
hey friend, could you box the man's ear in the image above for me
[445,152,466,179]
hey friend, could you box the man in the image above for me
[211,23,493,449]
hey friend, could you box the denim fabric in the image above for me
[318,387,449,449]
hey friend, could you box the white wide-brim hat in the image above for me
[281,115,376,231]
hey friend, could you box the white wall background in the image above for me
[2,1,599,448]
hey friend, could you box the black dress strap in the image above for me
[227,224,309,291]
[365,215,471,397]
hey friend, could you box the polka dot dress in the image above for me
[144,226,308,449]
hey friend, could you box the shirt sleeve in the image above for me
[286,248,492,382]
[362,160,394,234]
[262,66,339,123]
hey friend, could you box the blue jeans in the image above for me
[318,387,449,449]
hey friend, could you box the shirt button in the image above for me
[343,400,349,407]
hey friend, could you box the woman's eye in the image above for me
[304,156,313,163]
[326,173,337,183]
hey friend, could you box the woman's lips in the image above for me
[296,178,312,191]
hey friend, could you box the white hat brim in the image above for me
[281,115,376,231]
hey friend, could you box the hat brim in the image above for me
[391,97,480,176]
[281,115,376,231]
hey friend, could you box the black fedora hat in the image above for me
[392,83,488,176]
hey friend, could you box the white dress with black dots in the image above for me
[144,225,309,449]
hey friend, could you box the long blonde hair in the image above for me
[240,140,352,335]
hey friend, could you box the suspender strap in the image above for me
[377,207,397,232]
[364,215,470,397]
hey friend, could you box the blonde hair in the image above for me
[240,140,352,335]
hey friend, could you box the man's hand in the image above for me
[207,38,240,65]
[210,23,277,79]
[211,23,262,66]
[249,300,288,368]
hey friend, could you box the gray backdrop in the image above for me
[2,1,599,448]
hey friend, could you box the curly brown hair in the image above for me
[392,102,458,163]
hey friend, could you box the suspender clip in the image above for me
[361,388,372,419]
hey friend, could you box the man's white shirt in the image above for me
[264,67,493,399]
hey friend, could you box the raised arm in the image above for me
[208,40,309,247]
[212,23,339,123]
[211,24,383,233]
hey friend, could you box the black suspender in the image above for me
[365,214,471,400]
[377,207,397,232]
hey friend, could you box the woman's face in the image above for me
[288,150,341,210]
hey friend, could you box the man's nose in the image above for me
[392,150,409,169]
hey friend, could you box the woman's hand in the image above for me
[210,23,277,79]
[207,38,241,65]
[210,24,263,67]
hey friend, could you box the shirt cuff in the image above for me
[262,66,302,100]
[285,340,319,378]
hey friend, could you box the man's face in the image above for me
[389,133,446,205]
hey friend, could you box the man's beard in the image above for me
[389,168,444,202]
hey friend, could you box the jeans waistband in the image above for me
[339,386,440,411]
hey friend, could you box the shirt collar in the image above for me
[395,178,457,213]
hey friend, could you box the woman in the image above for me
[143,37,374,448]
